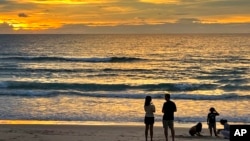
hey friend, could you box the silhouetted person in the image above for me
[189,122,202,136]
[207,107,219,136]
[144,96,155,141]
[162,93,177,141]
[217,119,230,139]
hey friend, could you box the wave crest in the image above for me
[1,56,145,63]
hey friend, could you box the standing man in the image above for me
[162,93,177,141]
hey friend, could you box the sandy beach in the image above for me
[0,124,228,141]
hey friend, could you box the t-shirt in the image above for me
[207,112,219,123]
[162,100,176,120]
[144,104,155,117]
[224,123,230,131]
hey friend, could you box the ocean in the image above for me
[0,34,249,126]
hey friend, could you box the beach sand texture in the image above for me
[0,124,227,141]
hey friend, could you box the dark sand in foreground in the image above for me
[0,124,228,141]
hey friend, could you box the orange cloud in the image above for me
[200,15,250,24]
[139,0,180,4]
[16,0,117,4]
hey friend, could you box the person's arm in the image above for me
[152,104,155,113]
[207,114,209,124]
[212,109,219,115]
[162,103,165,113]
[224,123,230,131]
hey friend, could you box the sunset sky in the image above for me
[0,0,250,34]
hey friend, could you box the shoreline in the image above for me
[0,120,205,127]
[1,120,247,128]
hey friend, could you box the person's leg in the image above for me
[164,128,168,141]
[169,121,175,141]
[170,127,175,141]
[209,124,212,136]
[145,124,149,141]
[213,124,218,136]
[221,130,230,139]
[163,120,168,141]
[150,124,153,141]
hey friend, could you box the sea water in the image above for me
[0,34,249,126]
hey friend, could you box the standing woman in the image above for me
[144,96,156,141]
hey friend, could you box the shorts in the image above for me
[144,117,155,125]
[162,120,174,129]
[208,123,216,129]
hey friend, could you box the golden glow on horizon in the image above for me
[2,15,250,31]
[10,22,61,30]
[16,0,116,4]
[201,15,250,24]
[11,23,28,30]
[2,13,62,30]
[217,16,250,23]
[140,0,179,4]
[102,6,134,13]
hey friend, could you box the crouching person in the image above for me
[217,119,230,139]
[189,122,202,136]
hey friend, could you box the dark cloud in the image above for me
[203,0,250,7]
[18,13,28,17]
[38,22,250,34]
[196,0,250,14]
[0,22,15,34]
[1,21,250,34]
[0,0,10,4]
[0,1,39,12]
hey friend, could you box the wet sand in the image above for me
[0,124,228,141]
